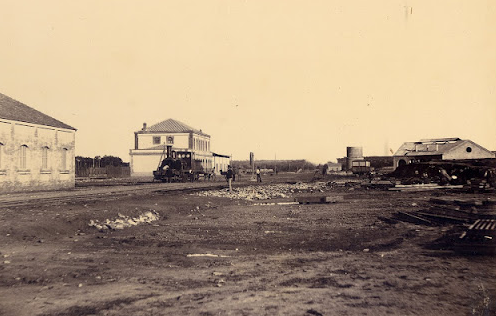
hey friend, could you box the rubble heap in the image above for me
[195,182,328,201]
[88,210,160,230]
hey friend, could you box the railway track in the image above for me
[0,181,227,208]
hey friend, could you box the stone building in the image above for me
[129,118,230,176]
[0,93,76,192]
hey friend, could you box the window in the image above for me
[42,147,49,169]
[466,147,472,153]
[0,143,3,169]
[61,148,68,170]
[20,145,28,169]
[153,136,161,145]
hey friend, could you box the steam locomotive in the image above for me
[153,145,205,182]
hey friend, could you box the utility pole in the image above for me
[274,153,277,174]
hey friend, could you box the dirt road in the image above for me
[0,177,494,315]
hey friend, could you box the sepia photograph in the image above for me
[0,1,495,315]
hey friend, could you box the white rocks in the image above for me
[88,210,160,230]
[195,182,328,201]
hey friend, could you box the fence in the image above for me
[76,166,131,178]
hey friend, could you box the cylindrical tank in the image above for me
[346,146,363,170]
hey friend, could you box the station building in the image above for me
[393,138,495,169]
[129,118,230,176]
[0,93,76,193]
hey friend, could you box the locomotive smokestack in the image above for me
[166,145,172,158]
[142,123,147,131]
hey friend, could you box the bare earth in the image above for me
[0,175,494,316]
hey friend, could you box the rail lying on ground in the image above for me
[0,182,227,208]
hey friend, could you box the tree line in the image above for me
[75,156,129,168]
[232,160,316,173]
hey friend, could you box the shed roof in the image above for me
[141,118,209,136]
[0,93,76,130]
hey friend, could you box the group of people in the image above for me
[224,166,262,191]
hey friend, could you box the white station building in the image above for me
[129,118,231,176]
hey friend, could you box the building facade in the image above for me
[129,118,230,176]
[0,93,76,193]
[393,138,495,169]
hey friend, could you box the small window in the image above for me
[20,145,28,169]
[42,146,49,169]
[466,147,472,153]
[153,136,161,145]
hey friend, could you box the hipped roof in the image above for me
[140,118,209,137]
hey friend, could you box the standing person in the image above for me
[226,165,233,191]
[211,167,216,181]
[256,167,262,183]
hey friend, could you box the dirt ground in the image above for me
[0,174,495,316]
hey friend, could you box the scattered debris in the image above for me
[195,182,329,201]
[253,202,299,206]
[294,195,343,204]
[389,184,463,192]
[393,196,496,226]
[391,196,496,255]
[88,210,160,230]
[455,219,496,255]
[186,254,230,258]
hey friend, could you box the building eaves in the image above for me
[0,93,76,131]
[213,152,231,158]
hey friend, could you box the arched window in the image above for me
[42,146,49,169]
[61,148,68,170]
[20,145,28,169]
[0,142,3,169]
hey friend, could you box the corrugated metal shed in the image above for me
[394,139,466,157]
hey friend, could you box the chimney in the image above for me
[142,123,147,131]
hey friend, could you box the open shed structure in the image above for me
[393,138,495,169]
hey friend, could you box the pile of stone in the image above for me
[88,210,159,230]
[195,182,328,201]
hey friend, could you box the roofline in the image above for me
[0,117,77,132]
[134,130,210,137]
[212,153,231,158]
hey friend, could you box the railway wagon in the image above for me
[351,160,371,174]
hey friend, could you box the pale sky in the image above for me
[1,0,495,163]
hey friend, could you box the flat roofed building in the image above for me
[0,93,76,192]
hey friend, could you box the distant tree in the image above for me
[100,156,123,167]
